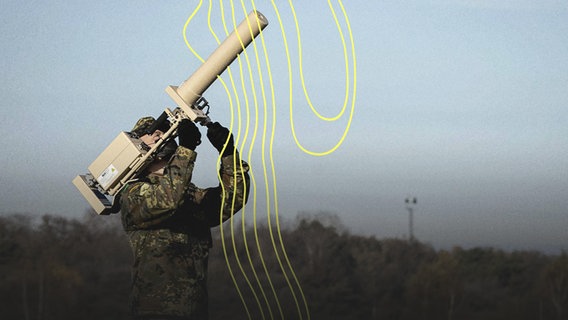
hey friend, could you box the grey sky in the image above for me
[1,0,567,253]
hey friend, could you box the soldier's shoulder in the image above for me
[123,181,144,195]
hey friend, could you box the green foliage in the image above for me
[0,212,566,320]
[0,213,131,320]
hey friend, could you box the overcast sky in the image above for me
[1,0,567,253]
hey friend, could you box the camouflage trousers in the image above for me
[128,230,210,320]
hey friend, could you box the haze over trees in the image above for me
[0,212,566,320]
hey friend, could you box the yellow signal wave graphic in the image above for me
[183,1,356,318]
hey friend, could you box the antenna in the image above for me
[404,196,417,241]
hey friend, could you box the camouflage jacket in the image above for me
[119,146,250,319]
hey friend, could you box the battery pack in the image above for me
[88,132,147,194]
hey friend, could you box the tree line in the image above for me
[0,212,566,320]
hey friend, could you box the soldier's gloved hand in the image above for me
[206,122,234,157]
[177,119,201,150]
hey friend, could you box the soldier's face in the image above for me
[140,130,167,176]
[140,130,164,148]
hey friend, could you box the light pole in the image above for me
[405,197,417,241]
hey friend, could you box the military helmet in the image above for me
[131,116,177,160]
[131,116,171,137]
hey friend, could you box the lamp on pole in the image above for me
[405,197,417,241]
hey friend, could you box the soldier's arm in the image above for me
[121,146,197,228]
[190,153,250,227]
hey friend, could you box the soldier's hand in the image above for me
[177,119,201,150]
[206,122,234,156]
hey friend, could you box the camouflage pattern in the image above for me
[120,146,250,319]
[131,116,171,137]
[131,116,158,136]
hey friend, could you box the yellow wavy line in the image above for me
[289,0,357,156]
[297,0,350,121]
[221,2,282,318]
[263,3,313,319]
[184,2,258,318]
[232,3,280,319]
[183,0,205,63]
[215,1,267,318]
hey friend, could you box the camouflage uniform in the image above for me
[120,119,250,320]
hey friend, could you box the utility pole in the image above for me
[405,197,417,241]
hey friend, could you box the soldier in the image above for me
[119,117,250,320]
